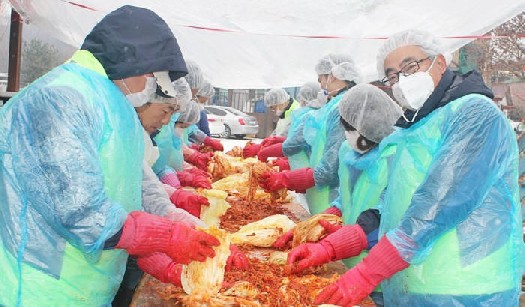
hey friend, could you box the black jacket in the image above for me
[81,5,187,81]
[396,70,494,128]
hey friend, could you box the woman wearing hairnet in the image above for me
[0,6,220,305]
[256,82,324,171]
[184,61,223,151]
[196,80,215,136]
[242,88,300,158]
[315,29,525,307]
[284,84,402,307]
[259,55,361,215]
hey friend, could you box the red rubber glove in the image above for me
[273,157,290,171]
[176,171,212,189]
[226,245,250,271]
[203,137,224,151]
[322,206,342,217]
[137,253,183,286]
[287,224,367,273]
[272,229,294,249]
[160,172,181,189]
[187,167,212,178]
[170,189,209,218]
[318,220,342,235]
[243,143,261,158]
[116,211,220,264]
[314,236,409,306]
[257,143,284,162]
[258,168,315,193]
[185,151,212,170]
[260,136,286,148]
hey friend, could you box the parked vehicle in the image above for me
[205,105,259,139]
[206,113,226,136]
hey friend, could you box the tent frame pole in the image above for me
[7,9,22,92]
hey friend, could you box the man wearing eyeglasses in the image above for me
[314,29,523,306]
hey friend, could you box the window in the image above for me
[206,106,228,116]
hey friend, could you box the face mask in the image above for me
[345,131,368,155]
[317,89,328,105]
[392,57,436,113]
[124,76,157,107]
[275,107,285,116]
[174,127,184,138]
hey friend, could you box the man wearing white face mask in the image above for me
[0,6,221,305]
[314,29,524,306]
[264,88,300,137]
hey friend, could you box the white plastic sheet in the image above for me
[6,0,525,88]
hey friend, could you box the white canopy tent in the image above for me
[6,0,525,89]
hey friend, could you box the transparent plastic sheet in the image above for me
[378,94,525,305]
[153,113,184,174]
[283,107,314,170]
[188,124,207,145]
[0,61,143,304]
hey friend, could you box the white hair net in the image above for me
[315,53,355,75]
[331,61,362,84]
[297,82,322,108]
[151,77,192,107]
[177,100,201,124]
[376,29,451,78]
[184,60,204,89]
[197,81,215,98]
[264,88,290,107]
[339,83,402,143]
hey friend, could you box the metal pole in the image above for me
[7,9,22,92]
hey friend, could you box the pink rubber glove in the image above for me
[243,143,261,158]
[137,253,183,286]
[176,170,212,189]
[257,143,284,162]
[322,206,342,217]
[116,211,220,264]
[170,189,210,218]
[226,245,250,271]
[184,151,212,170]
[272,217,342,249]
[272,229,294,249]
[273,157,290,171]
[315,236,409,306]
[160,172,181,189]
[258,168,315,193]
[260,136,286,148]
[204,137,224,151]
[287,224,367,273]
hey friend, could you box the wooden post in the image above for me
[7,9,22,92]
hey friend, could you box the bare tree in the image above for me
[21,38,60,86]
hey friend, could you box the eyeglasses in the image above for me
[381,56,432,86]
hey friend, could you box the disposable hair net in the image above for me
[376,29,451,78]
[172,77,192,107]
[331,61,362,84]
[297,82,322,108]
[178,100,201,124]
[197,81,215,98]
[184,60,204,89]
[339,84,402,143]
[264,88,290,107]
[315,53,355,75]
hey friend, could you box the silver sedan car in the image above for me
[204,105,259,139]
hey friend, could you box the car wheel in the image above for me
[220,125,231,138]
[234,134,245,139]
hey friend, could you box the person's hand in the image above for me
[260,136,286,148]
[116,211,220,264]
[185,151,213,170]
[160,172,181,189]
[226,245,250,270]
[170,189,210,218]
[204,137,224,151]
[243,142,261,158]
[314,237,409,306]
[258,171,287,192]
[318,220,342,235]
[257,143,284,162]
[286,242,334,273]
[259,168,315,193]
[272,157,290,171]
[176,170,212,189]
[272,229,294,249]
[137,253,183,286]
[322,206,342,217]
